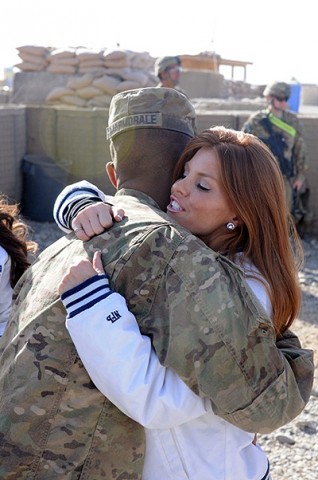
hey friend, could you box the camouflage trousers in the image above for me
[284,176,293,212]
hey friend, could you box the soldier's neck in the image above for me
[269,105,284,119]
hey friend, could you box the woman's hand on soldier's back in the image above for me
[71,203,125,240]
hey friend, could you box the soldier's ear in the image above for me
[106,162,117,188]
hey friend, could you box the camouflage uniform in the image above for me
[0,88,314,479]
[0,192,314,479]
[242,82,308,213]
[153,55,187,95]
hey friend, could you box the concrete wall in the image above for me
[179,70,226,99]
[301,85,318,106]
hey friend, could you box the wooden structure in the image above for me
[180,54,253,82]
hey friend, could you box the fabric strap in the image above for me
[268,112,296,137]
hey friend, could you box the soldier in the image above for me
[242,81,311,229]
[0,88,313,479]
[154,55,184,91]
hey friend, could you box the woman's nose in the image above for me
[172,178,189,197]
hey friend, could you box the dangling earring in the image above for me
[226,222,236,231]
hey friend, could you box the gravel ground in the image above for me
[27,220,318,479]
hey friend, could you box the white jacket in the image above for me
[0,246,12,336]
[62,272,271,480]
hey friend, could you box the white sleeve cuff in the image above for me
[61,274,112,318]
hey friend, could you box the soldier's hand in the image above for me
[72,203,125,241]
[292,178,303,192]
[58,251,105,294]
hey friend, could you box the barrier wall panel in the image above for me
[0,106,26,201]
[55,107,115,195]
[26,106,57,157]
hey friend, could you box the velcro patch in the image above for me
[106,112,162,139]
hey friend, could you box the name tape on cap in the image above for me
[106,112,163,139]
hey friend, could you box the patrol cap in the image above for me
[154,56,181,77]
[263,81,291,98]
[106,87,196,140]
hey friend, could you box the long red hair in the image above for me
[173,127,303,335]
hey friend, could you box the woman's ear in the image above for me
[106,162,117,188]
[232,216,242,228]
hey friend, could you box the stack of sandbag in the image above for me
[15,45,158,107]
[46,66,158,108]
[102,49,158,91]
[47,48,78,75]
[15,45,50,72]
[45,48,157,108]
[15,45,156,76]
[77,49,106,75]
[130,50,154,71]
[46,73,112,107]
[103,49,131,69]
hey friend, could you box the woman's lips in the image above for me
[167,197,184,212]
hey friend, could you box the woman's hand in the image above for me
[58,251,104,294]
[71,203,125,240]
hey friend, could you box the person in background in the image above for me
[0,194,37,336]
[242,81,312,233]
[56,127,313,480]
[154,55,184,91]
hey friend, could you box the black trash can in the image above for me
[21,155,71,222]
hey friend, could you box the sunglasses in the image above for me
[167,66,181,73]
[274,96,289,102]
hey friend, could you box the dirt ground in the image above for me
[294,237,318,385]
[258,236,318,479]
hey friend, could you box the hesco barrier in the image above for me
[0,105,317,233]
[24,106,116,196]
[0,106,26,201]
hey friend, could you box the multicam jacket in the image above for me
[242,108,308,183]
[0,189,314,479]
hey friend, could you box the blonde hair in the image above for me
[173,127,303,334]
